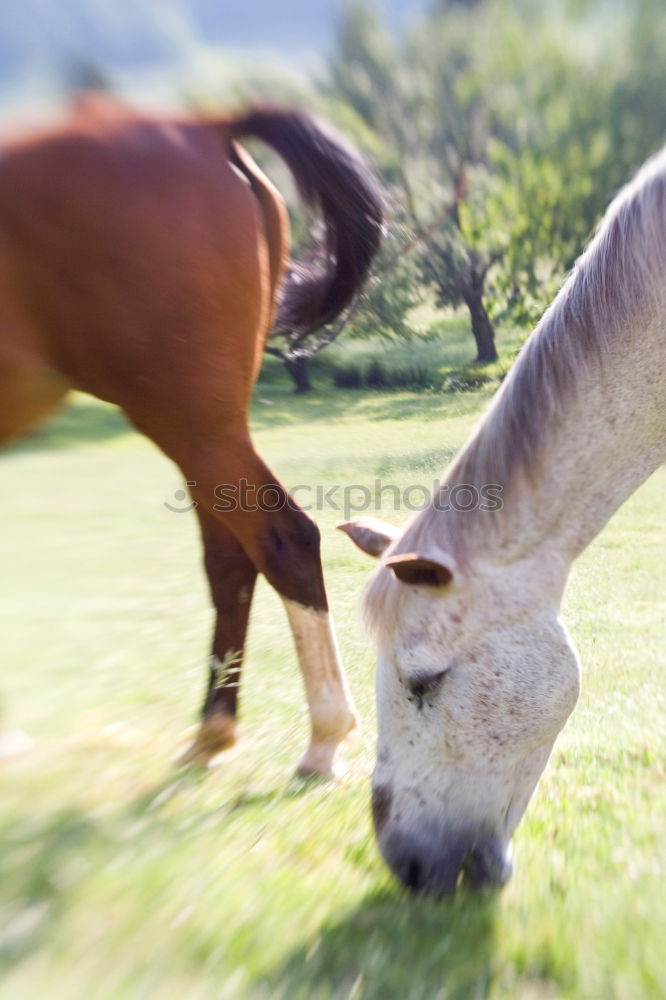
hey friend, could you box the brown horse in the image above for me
[0,95,383,776]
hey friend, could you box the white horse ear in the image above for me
[336,517,401,558]
[384,551,456,587]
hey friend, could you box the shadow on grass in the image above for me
[127,768,316,819]
[6,396,134,454]
[0,770,316,975]
[250,385,372,429]
[1,784,498,997]
[250,384,492,432]
[266,886,499,1000]
[4,383,492,455]
[0,809,99,972]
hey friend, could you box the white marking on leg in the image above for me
[282,599,358,777]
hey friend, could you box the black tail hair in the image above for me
[230,107,383,334]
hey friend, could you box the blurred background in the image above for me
[2,0,664,387]
[1,0,424,113]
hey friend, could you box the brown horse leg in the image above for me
[189,455,357,778]
[183,488,357,774]
[122,399,357,776]
[180,508,258,766]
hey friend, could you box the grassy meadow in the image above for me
[1,327,665,999]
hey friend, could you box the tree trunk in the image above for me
[284,354,313,393]
[463,288,497,363]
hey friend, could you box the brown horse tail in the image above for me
[229,107,384,334]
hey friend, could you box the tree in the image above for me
[264,190,428,392]
[328,1,505,361]
[214,0,666,388]
[481,0,666,325]
[328,0,666,347]
[264,210,426,391]
[261,94,427,392]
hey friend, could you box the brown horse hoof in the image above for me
[177,715,238,768]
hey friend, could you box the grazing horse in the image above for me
[341,146,666,892]
[0,96,383,776]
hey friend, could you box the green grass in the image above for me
[1,370,664,999]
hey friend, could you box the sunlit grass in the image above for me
[0,367,664,999]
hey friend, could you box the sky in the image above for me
[0,0,432,110]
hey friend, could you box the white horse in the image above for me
[340,146,666,894]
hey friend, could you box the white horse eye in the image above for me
[405,670,448,709]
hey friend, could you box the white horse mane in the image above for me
[366,144,666,631]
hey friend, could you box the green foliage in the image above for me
[189,0,666,371]
[326,0,666,330]
[327,1,511,359]
[345,217,427,342]
[481,0,666,323]
[257,314,524,395]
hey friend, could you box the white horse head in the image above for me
[341,518,580,893]
[341,145,666,894]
